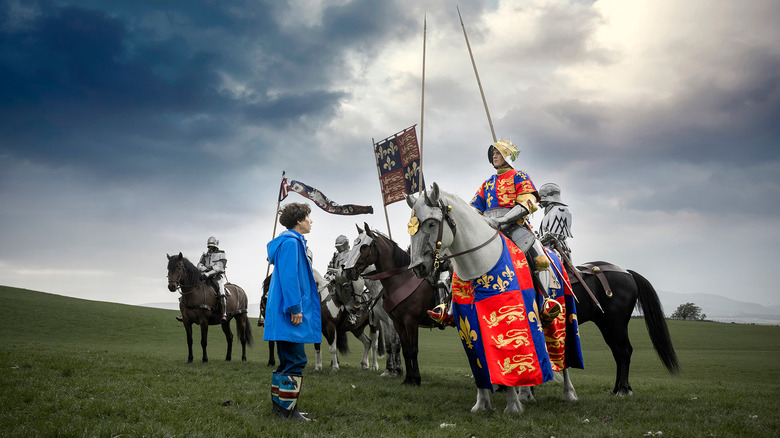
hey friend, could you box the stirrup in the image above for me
[427,304,455,327]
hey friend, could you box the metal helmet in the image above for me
[207,236,219,248]
[487,138,520,168]
[335,235,350,252]
[538,183,566,206]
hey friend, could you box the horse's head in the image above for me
[166,252,186,292]
[343,223,377,281]
[406,182,454,279]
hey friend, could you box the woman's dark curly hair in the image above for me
[279,202,311,229]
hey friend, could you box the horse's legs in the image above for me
[236,315,248,362]
[518,386,535,402]
[404,319,421,385]
[314,342,323,371]
[354,331,372,370]
[562,368,578,402]
[221,319,233,362]
[380,319,402,377]
[200,322,209,363]
[597,319,634,396]
[267,341,276,367]
[329,336,340,371]
[471,388,493,412]
[369,327,379,371]
[504,386,523,414]
[395,318,421,386]
[185,322,194,363]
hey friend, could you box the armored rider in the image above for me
[538,183,573,261]
[199,236,229,323]
[427,139,553,326]
[325,235,369,324]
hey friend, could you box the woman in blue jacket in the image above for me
[264,202,321,421]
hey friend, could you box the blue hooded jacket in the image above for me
[263,229,322,343]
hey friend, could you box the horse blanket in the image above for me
[451,235,582,390]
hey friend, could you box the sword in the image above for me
[552,242,604,313]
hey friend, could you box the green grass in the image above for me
[1,285,779,437]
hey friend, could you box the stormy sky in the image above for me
[1,0,778,308]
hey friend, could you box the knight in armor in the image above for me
[326,235,370,325]
[427,138,555,326]
[198,236,229,323]
[538,183,573,261]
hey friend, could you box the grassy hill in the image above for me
[1,285,779,437]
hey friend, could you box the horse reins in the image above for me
[431,200,500,269]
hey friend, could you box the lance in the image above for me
[265,170,285,279]
[458,6,497,143]
[418,13,427,194]
[553,241,604,313]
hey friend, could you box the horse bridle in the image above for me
[167,260,205,295]
[417,200,500,270]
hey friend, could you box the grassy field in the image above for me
[1,285,778,437]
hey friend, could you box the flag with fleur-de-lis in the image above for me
[374,125,424,206]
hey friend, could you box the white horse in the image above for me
[364,275,404,377]
[406,182,578,414]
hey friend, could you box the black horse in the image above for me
[568,261,680,395]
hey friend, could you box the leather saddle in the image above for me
[568,262,628,298]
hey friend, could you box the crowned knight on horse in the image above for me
[407,137,584,413]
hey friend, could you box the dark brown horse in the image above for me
[166,253,253,363]
[343,224,438,386]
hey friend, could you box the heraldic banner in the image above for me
[280,177,373,216]
[374,126,424,206]
[451,235,555,389]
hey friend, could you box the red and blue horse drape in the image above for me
[451,235,553,389]
[451,235,583,390]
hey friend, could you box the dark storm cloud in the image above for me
[0,0,415,182]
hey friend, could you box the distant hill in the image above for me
[144,290,780,325]
[656,291,780,325]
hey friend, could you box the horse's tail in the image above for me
[629,269,681,374]
[336,330,350,355]
[243,314,255,347]
[234,286,254,347]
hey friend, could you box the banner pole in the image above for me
[265,170,285,278]
[418,13,427,194]
[457,6,497,143]
[372,137,393,240]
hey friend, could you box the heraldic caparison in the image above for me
[450,232,584,389]
[451,234,556,389]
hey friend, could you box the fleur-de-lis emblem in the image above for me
[459,316,478,349]
[405,162,420,181]
[492,277,509,293]
[383,156,396,171]
[485,192,495,208]
[501,265,515,283]
[476,273,494,289]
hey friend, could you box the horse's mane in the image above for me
[373,230,411,267]
[169,255,199,285]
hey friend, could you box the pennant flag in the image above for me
[374,126,424,206]
[279,178,373,215]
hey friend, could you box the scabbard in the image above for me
[557,245,604,313]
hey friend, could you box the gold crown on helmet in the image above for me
[493,138,520,163]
